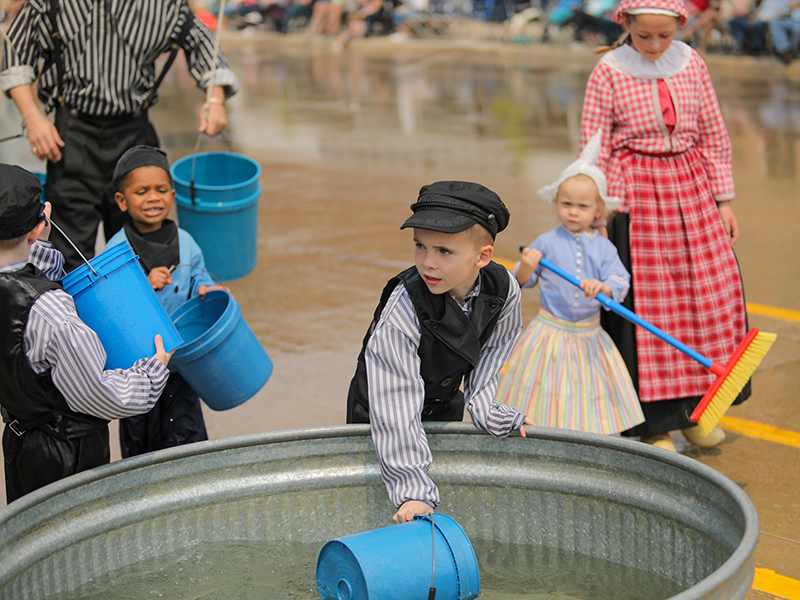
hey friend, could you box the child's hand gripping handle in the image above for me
[537,257,716,371]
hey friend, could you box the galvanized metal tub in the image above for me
[0,424,757,599]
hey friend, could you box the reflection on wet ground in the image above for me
[0,37,798,591]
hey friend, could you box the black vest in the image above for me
[346,261,509,423]
[0,264,107,439]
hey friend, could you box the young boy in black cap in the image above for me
[0,164,172,504]
[347,180,534,524]
[106,145,228,458]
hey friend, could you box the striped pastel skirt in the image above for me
[497,309,644,435]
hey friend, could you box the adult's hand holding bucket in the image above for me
[61,243,183,370]
[168,290,272,411]
[316,513,480,600]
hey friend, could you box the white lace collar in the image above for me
[601,40,693,79]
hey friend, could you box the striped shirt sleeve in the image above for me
[25,289,169,420]
[28,240,65,281]
[179,9,239,96]
[464,270,525,436]
[1,0,238,114]
[0,0,47,92]
[366,284,439,509]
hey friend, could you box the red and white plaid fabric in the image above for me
[612,0,690,27]
[579,47,746,403]
[580,50,735,209]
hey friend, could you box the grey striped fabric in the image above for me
[1,0,238,116]
[1,241,168,420]
[366,268,525,508]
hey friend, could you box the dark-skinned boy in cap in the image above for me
[0,163,172,504]
[106,145,228,458]
[347,180,534,524]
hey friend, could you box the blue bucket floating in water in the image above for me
[171,152,261,282]
[316,514,480,600]
[168,290,272,411]
[61,242,183,370]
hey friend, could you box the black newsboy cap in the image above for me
[400,181,510,240]
[0,164,44,241]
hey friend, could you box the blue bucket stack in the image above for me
[316,514,480,600]
[171,152,261,282]
[169,290,272,411]
[61,243,183,370]
[33,171,46,202]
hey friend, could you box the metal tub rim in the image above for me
[0,423,758,600]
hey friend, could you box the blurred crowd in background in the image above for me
[3,0,800,62]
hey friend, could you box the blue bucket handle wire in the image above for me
[189,130,234,206]
[48,217,99,278]
[414,514,438,600]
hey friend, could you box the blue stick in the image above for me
[537,256,713,369]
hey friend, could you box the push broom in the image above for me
[532,255,776,436]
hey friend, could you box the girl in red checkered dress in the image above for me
[579,0,749,451]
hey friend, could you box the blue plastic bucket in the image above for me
[316,514,480,600]
[33,171,46,202]
[171,152,261,282]
[168,290,272,411]
[61,243,183,370]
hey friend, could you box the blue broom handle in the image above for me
[537,257,713,369]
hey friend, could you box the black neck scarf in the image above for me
[122,216,180,275]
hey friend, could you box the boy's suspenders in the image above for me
[42,0,196,112]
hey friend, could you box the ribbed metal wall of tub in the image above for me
[0,423,758,600]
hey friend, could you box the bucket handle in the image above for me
[168,264,227,328]
[189,130,234,206]
[49,217,99,278]
[415,514,438,600]
[171,263,225,287]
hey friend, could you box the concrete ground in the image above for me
[0,29,798,599]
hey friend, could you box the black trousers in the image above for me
[3,424,110,504]
[119,373,208,459]
[47,108,160,272]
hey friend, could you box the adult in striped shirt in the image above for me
[347,181,534,524]
[0,165,172,503]
[1,0,239,271]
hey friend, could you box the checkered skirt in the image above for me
[617,146,747,402]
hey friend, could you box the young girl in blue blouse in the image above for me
[498,130,644,434]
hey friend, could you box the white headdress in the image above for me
[536,129,622,211]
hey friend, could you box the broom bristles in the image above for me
[696,331,777,436]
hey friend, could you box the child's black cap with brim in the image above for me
[401,180,510,240]
[112,145,170,191]
[0,164,44,241]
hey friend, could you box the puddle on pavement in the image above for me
[0,42,796,433]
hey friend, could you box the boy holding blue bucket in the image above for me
[0,164,173,503]
[347,181,534,524]
[107,146,228,458]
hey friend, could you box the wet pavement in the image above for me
[1,32,799,598]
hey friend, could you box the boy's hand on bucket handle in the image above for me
[199,285,232,299]
[153,335,175,367]
[149,267,173,291]
[393,501,433,524]
[519,416,535,438]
